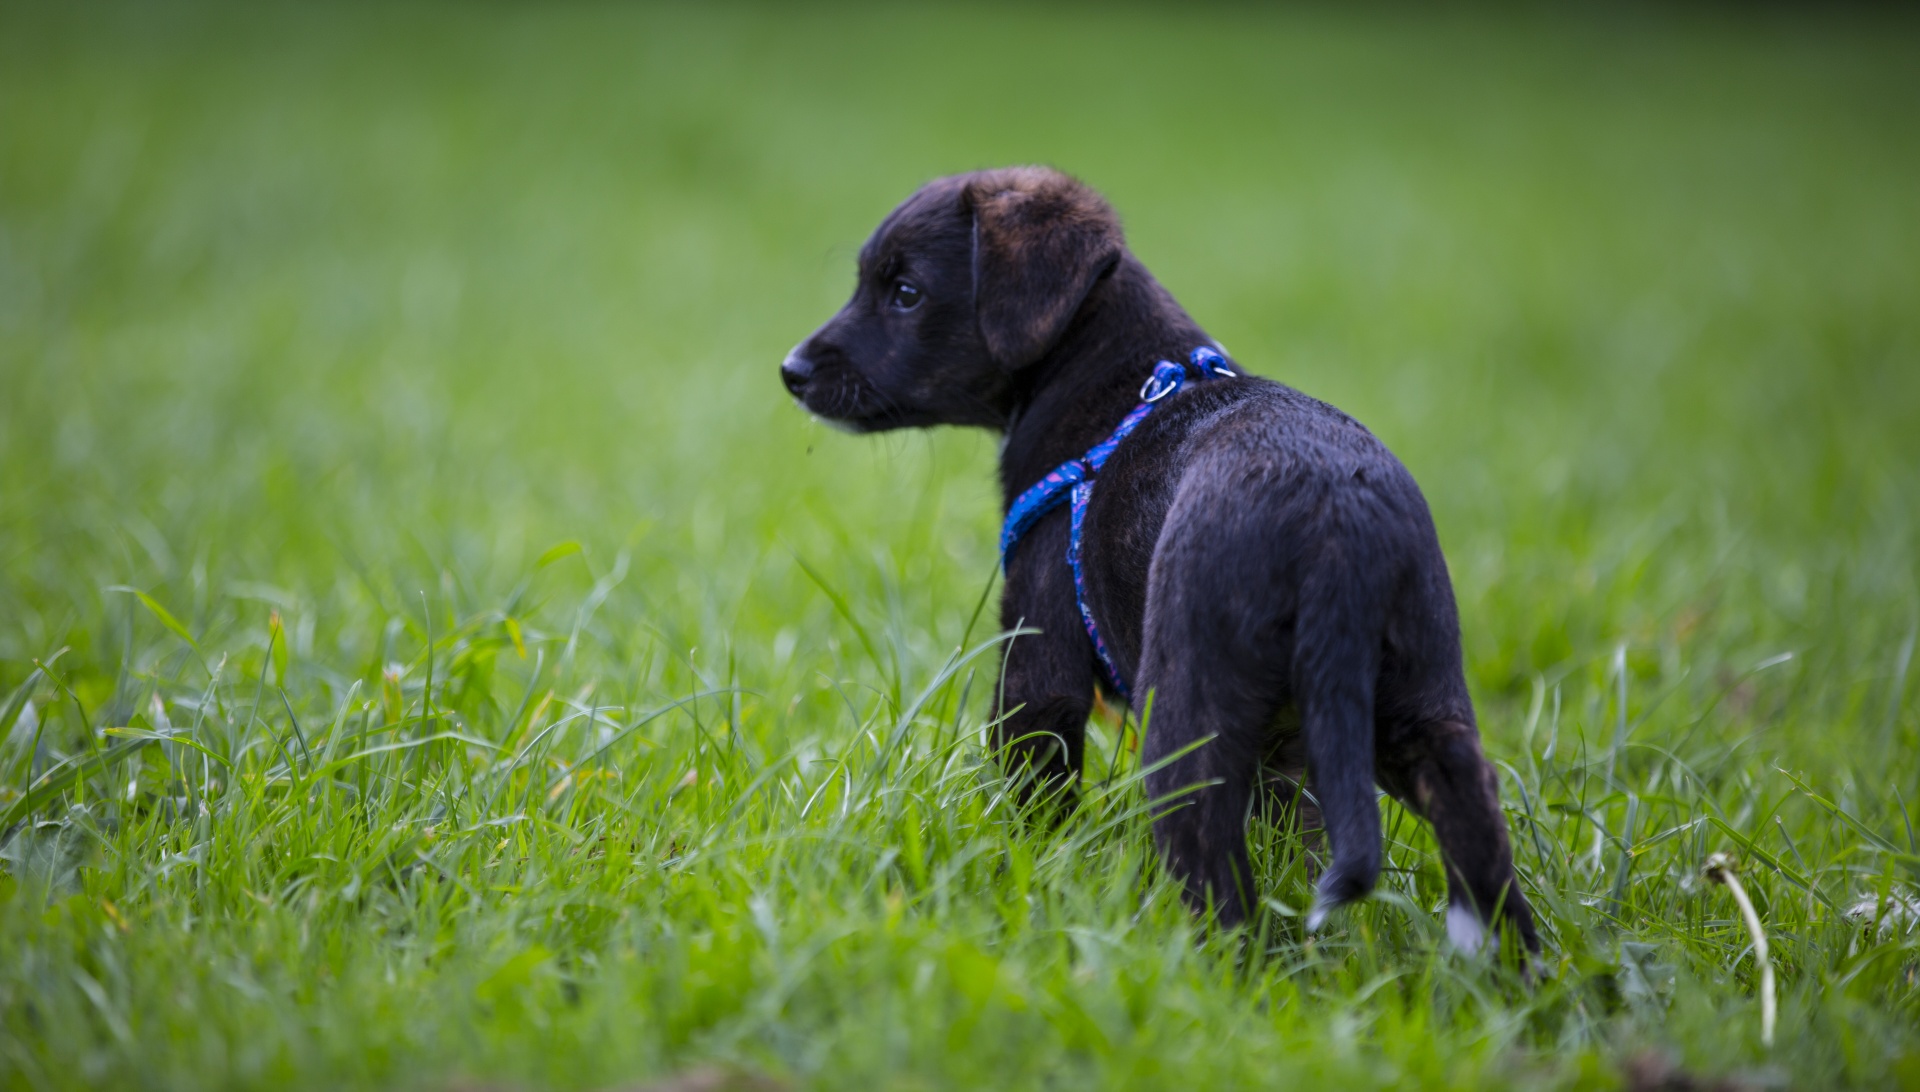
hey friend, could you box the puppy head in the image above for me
[781,166,1123,431]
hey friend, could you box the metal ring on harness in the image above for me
[1139,373,1180,403]
[1191,345,1237,378]
[1139,358,1190,403]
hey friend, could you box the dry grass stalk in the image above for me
[1704,853,1775,1048]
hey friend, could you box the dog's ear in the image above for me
[967,168,1123,371]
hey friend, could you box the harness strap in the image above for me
[1000,345,1236,699]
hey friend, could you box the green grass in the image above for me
[2,3,1918,1088]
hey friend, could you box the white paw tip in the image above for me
[1447,903,1488,954]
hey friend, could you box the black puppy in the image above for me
[782,166,1538,951]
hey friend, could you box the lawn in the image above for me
[2,4,1918,1089]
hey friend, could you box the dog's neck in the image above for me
[998,253,1213,507]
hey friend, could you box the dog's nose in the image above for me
[781,347,816,396]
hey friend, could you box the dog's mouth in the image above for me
[807,407,880,435]
[793,383,884,431]
[791,372,930,433]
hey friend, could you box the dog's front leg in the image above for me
[995,516,1096,807]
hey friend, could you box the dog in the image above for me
[781,166,1538,952]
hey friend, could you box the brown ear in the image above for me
[968,167,1123,370]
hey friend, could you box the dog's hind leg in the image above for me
[1372,551,1541,956]
[1136,639,1275,928]
[1135,506,1292,928]
[1379,720,1540,954]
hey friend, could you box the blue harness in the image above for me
[1000,345,1236,700]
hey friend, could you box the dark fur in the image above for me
[781,166,1539,950]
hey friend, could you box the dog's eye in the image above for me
[890,280,923,311]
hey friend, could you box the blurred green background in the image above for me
[2,4,1917,1090]
[5,5,1915,698]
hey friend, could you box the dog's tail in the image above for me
[1295,530,1388,930]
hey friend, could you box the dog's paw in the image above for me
[1305,892,1354,931]
[1304,900,1332,932]
[1446,903,1488,954]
